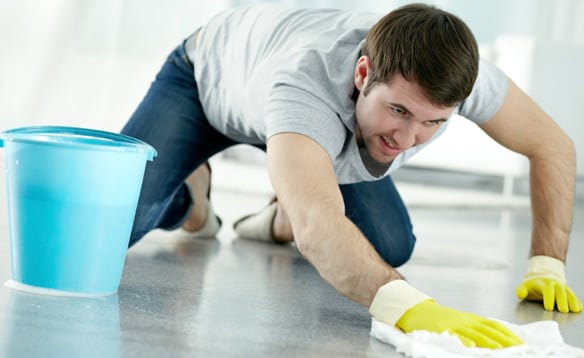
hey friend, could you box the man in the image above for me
[122,3,581,349]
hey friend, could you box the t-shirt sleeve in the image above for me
[458,58,509,125]
[264,82,347,162]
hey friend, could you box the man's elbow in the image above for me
[293,223,317,260]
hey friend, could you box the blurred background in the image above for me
[1,0,583,200]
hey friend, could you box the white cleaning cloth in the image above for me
[371,318,584,357]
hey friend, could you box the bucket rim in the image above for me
[0,126,157,159]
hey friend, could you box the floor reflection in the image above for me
[0,289,120,357]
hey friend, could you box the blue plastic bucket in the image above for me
[0,126,156,296]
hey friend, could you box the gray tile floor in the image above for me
[0,162,582,357]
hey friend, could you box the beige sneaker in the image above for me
[233,201,278,242]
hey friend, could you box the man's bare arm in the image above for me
[266,132,402,306]
[480,79,576,261]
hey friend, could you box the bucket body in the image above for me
[0,126,156,296]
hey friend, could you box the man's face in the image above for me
[354,56,456,164]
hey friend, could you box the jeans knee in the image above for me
[374,232,416,268]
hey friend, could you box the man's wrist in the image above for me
[524,255,566,283]
[369,279,433,326]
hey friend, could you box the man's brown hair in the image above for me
[361,3,479,107]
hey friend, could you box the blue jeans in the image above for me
[121,42,416,267]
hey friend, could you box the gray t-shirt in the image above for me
[189,4,508,184]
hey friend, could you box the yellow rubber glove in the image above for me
[370,280,523,349]
[396,300,522,348]
[516,255,582,313]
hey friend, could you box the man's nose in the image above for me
[393,122,417,149]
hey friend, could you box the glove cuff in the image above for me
[369,279,433,327]
[524,255,566,284]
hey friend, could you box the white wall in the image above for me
[0,0,229,132]
[530,42,584,177]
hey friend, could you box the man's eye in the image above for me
[390,106,406,115]
[425,120,444,127]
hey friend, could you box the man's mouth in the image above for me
[379,135,402,156]
[381,135,395,147]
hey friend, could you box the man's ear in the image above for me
[354,55,371,91]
